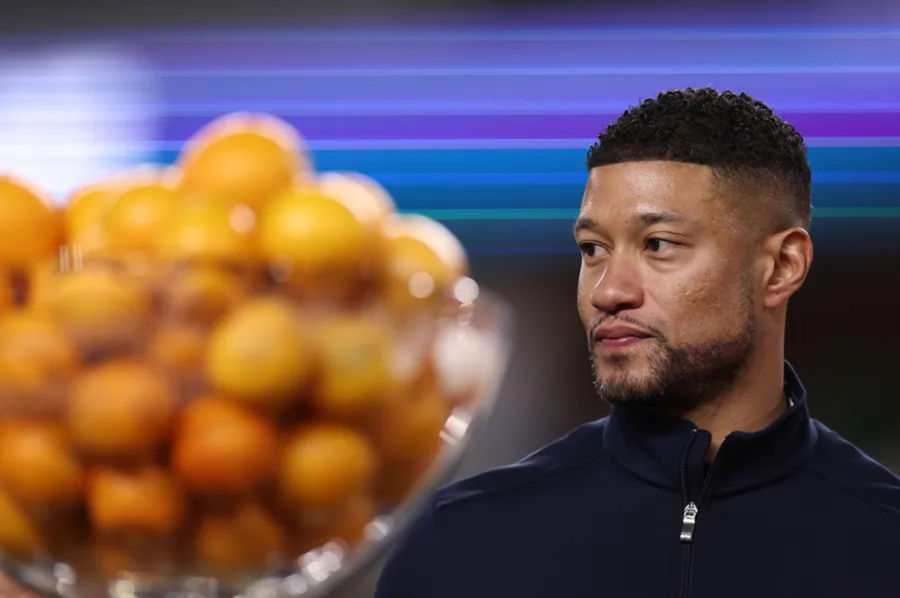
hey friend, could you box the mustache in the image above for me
[588,314,667,346]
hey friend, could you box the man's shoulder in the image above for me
[805,418,900,523]
[433,417,611,512]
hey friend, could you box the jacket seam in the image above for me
[803,464,900,528]
[435,451,613,512]
[604,448,680,495]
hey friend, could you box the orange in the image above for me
[0,488,45,559]
[205,297,312,411]
[316,171,395,225]
[67,222,114,259]
[377,389,449,466]
[156,200,256,264]
[179,113,308,211]
[373,389,450,505]
[53,265,151,351]
[380,214,468,310]
[312,314,396,419]
[0,175,60,266]
[0,269,13,314]
[64,182,117,239]
[68,360,176,459]
[194,501,285,573]
[87,466,184,535]
[146,322,207,375]
[258,184,379,298]
[172,396,279,494]
[0,421,83,505]
[163,263,251,325]
[0,311,79,414]
[297,493,375,553]
[25,260,58,314]
[104,171,182,253]
[279,423,377,509]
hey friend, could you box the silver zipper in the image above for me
[680,502,698,543]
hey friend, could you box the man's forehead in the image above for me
[584,161,717,199]
[580,161,730,224]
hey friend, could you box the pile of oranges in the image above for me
[0,113,481,584]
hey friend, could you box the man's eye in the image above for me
[646,238,678,253]
[579,242,600,257]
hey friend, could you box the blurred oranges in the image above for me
[68,360,176,459]
[0,176,59,267]
[279,423,377,510]
[0,311,79,412]
[172,396,279,494]
[312,314,396,419]
[0,421,83,505]
[146,323,207,377]
[104,170,182,253]
[53,265,152,351]
[163,263,252,325]
[179,113,309,211]
[316,171,395,225]
[298,493,375,552]
[26,259,60,314]
[206,297,312,411]
[0,111,481,584]
[380,214,468,310]
[0,488,45,558]
[374,389,450,505]
[64,182,117,240]
[87,466,185,535]
[157,200,256,265]
[258,184,380,300]
[194,501,285,573]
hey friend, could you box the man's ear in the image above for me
[761,227,814,309]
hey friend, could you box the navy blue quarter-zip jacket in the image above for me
[375,363,900,597]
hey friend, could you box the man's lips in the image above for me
[592,324,653,349]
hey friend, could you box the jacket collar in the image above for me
[603,361,818,498]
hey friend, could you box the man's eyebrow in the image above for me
[636,210,688,225]
[573,211,687,235]
[573,216,598,235]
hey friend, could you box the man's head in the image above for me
[575,88,813,411]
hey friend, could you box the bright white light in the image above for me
[408,271,436,299]
[452,276,480,303]
[0,45,158,204]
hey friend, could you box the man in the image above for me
[374,88,900,597]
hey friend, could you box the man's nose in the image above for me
[590,255,644,314]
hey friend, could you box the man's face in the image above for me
[575,161,758,410]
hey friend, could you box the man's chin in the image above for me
[591,363,662,405]
[591,347,651,378]
[595,377,659,404]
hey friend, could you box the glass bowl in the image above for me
[0,252,513,598]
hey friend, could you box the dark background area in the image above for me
[3,0,900,32]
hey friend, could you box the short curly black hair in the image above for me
[587,88,811,229]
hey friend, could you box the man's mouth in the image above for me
[592,324,653,350]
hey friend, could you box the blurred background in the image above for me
[2,0,899,595]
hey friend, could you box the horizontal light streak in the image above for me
[406,207,900,220]
[6,27,900,44]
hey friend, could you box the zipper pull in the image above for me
[680,502,698,543]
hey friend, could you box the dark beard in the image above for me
[589,296,756,412]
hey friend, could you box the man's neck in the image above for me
[679,356,788,461]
